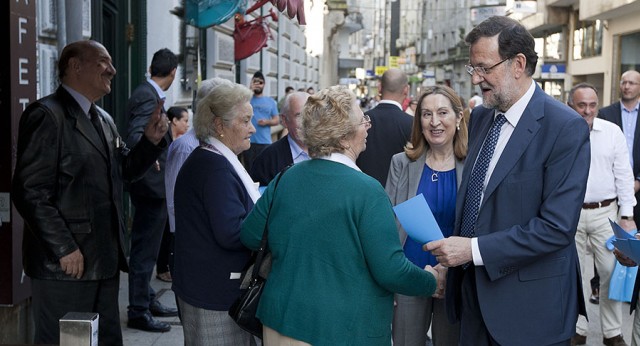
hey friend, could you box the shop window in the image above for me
[573,20,603,60]
[621,31,640,72]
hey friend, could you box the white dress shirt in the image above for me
[584,118,636,216]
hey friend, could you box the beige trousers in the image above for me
[575,203,624,338]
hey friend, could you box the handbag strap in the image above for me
[251,164,292,279]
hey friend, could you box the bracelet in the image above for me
[621,216,634,220]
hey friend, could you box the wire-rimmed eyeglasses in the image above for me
[360,114,371,126]
[465,56,513,77]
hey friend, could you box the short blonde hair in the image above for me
[194,83,252,142]
[300,85,359,158]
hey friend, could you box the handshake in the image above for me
[424,264,447,299]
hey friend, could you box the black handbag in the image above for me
[229,165,291,338]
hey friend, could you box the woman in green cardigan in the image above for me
[241,85,438,345]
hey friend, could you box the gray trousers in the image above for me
[177,296,258,346]
[392,294,460,346]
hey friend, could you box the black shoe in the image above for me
[149,300,178,317]
[127,313,171,332]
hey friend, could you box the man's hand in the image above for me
[613,233,640,267]
[60,249,84,279]
[424,237,473,268]
[614,248,637,267]
[144,100,168,145]
[619,218,637,232]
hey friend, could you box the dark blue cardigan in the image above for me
[172,147,254,310]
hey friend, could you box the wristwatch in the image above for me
[621,216,634,220]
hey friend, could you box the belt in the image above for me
[582,198,616,209]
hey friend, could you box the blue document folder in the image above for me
[609,219,640,264]
[392,193,444,244]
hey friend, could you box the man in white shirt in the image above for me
[568,83,636,346]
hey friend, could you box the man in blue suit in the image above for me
[426,16,590,345]
[125,48,179,332]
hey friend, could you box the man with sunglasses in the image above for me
[426,16,590,345]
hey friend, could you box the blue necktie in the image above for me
[460,114,507,239]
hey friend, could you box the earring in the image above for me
[219,133,224,138]
[456,123,460,131]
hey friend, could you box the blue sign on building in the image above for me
[541,64,566,79]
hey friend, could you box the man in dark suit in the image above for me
[125,48,179,332]
[426,16,590,345]
[356,68,413,187]
[599,70,640,227]
[250,91,310,186]
[12,40,168,345]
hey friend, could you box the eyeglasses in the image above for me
[360,114,371,126]
[620,81,640,87]
[465,56,513,77]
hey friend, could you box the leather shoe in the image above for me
[571,333,586,346]
[150,300,178,317]
[603,335,628,346]
[589,287,600,304]
[127,313,171,333]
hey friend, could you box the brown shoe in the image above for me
[603,335,628,346]
[571,333,586,346]
[156,271,172,282]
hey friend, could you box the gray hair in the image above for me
[281,91,310,116]
[194,83,252,142]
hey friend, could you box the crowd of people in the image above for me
[10,14,640,346]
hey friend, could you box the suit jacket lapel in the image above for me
[407,151,426,195]
[73,108,109,160]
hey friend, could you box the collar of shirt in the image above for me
[499,79,536,127]
[147,78,166,100]
[621,101,640,113]
[287,135,309,163]
[62,84,92,117]
[317,152,362,172]
[591,117,605,132]
[379,99,403,111]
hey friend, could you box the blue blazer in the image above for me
[446,85,590,345]
[125,81,172,198]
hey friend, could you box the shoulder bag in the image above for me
[229,164,291,338]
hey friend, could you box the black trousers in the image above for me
[128,194,167,319]
[155,222,173,275]
[31,275,122,346]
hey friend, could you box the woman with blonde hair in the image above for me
[241,85,437,345]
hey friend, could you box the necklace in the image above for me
[427,151,454,183]
[431,170,439,182]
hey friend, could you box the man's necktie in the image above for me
[460,114,507,239]
[89,105,107,148]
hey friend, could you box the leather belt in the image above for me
[582,198,616,209]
